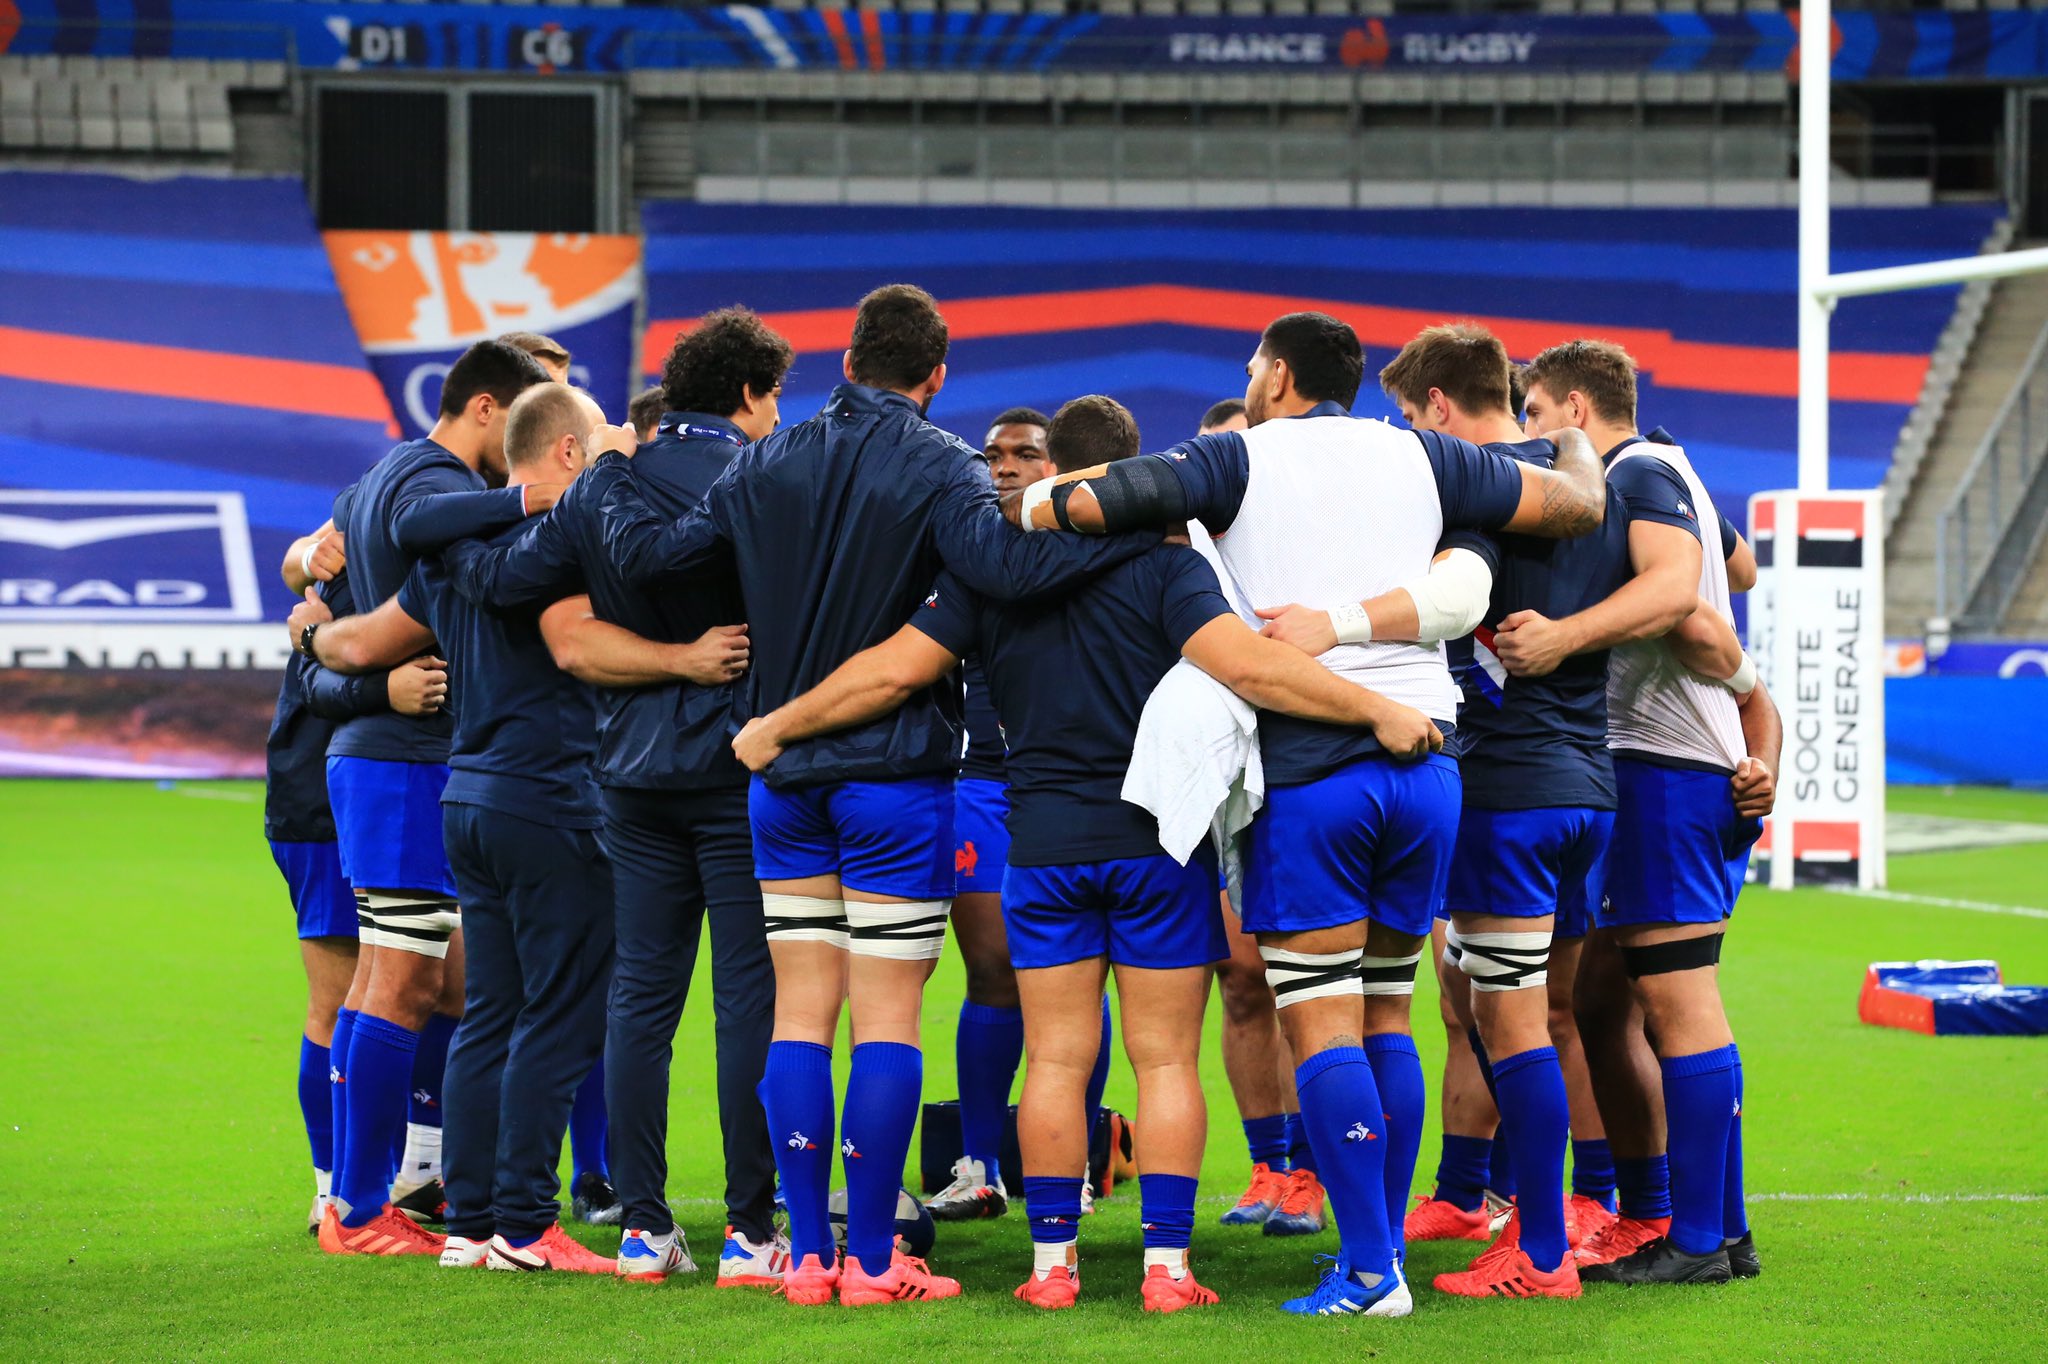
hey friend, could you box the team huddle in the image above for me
[264,286,1781,1315]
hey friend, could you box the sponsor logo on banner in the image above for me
[324,231,642,437]
[0,492,261,622]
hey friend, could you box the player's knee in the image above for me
[1217,964,1275,1024]
[963,957,1019,1010]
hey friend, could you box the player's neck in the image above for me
[426,418,486,473]
[1455,415,1527,446]
[1582,419,1640,457]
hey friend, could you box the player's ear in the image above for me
[927,362,947,398]
[842,350,857,384]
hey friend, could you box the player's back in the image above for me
[720,383,982,786]
[1604,438,1743,771]
[400,528,600,823]
[957,544,1225,867]
[1446,438,1632,810]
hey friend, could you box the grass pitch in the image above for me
[2,778,2044,1361]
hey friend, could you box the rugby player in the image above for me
[442,308,792,1285]
[473,284,1160,1306]
[266,543,444,1232]
[501,330,572,385]
[1004,312,1609,1316]
[1193,394,1322,1236]
[731,393,1446,1312]
[629,385,666,444]
[306,339,552,1255]
[1502,341,1782,1285]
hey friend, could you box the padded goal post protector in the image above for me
[1859,960,2048,1037]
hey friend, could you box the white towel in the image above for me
[1123,660,1264,887]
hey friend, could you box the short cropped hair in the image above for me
[662,307,794,418]
[628,385,667,442]
[439,339,550,419]
[1199,398,1246,431]
[1260,312,1363,410]
[849,284,949,392]
[1046,395,1140,475]
[1379,322,1514,418]
[504,382,591,471]
[1521,339,1638,426]
[989,406,1050,431]
[498,330,572,370]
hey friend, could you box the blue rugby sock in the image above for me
[1294,1047,1394,1282]
[955,1002,1023,1185]
[1023,1176,1084,1243]
[1433,1134,1492,1212]
[759,1041,835,1263]
[300,1036,333,1174]
[1284,1111,1315,1175]
[1488,1123,1519,1200]
[1242,1113,1290,1168]
[1084,995,1112,1138]
[1573,1138,1619,1212]
[1723,1046,1749,1241]
[841,1042,923,1271]
[1492,1046,1569,1272]
[336,1013,418,1228]
[1615,1154,1673,1222]
[1661,1046,1737,1256]
[1466,1026,1501,1104]
[408,1012,457,1132]
[328,1009,356,1194]
[1139,1173,1198,1250]
[570,1054,609,1184]
[1363,1034,1425,1263]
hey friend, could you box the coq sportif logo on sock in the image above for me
[842,1138,863,1159]
[0,492,262,621]
[785,1131,816,1151]
[1345,1121,1377,1143]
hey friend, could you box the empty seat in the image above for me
[36,77,78,148]
[1,76,36,148]
[113,81,154,150]
[194,81,233,154]
[154,79,197,153]
[76,77,116,149]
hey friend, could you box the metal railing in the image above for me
[1935,313,2048,630]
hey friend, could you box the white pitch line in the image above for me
[169,786,259,804]
[1746,1192,2047,1204]
[1823,886,2048,922]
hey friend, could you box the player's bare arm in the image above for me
[1733,678,1783,820]
[1492,519,1701,678]
[291,592,436,674]
[1667,596,1749,689]
[538,596,748,688]
[1256,548,1493,656]
[1180,616,1442,759]
[1726,531,1758,593]
[732,624,960,772]
[1499,426,1605,538]
[281,520,343,595]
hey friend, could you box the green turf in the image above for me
[2,779,2044,1361]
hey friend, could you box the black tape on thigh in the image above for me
[1619,933,1722,978]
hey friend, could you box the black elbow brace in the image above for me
[1057,457,1189,532]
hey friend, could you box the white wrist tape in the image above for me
[1329,601,1373,646]
[1017,477,1055,533]
[1725,652,1758,695]
[1406,547,1494,644]
[300,542,320,581]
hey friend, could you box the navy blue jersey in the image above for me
[443,413,750,793]
[1150,408,1526,785]
[263,570,389,843]
[397,527,600,828]
[329,440,527,763]
[1606,434,1703,542]
[1441,439,1634,812]
[582,383,1160,788]
[958,658,1005,782]
[911,545,1232,867]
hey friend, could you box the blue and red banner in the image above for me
[5,1,2045,79]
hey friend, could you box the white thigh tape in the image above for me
[1453,930,1552,993]
[846,898,950,961]
[1259,946,1365,1008]
[359,892,460,958]
[1359,950,1423,997]
[762,893,850,949]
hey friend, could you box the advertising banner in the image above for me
[1747,490,1886,889]
[323,231,642,438]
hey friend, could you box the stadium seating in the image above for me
[0,56,279,154]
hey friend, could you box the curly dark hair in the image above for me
[848,283,949,392]
[661,307,795,418]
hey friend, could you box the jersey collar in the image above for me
[1602,432,1646,465]
[828,382,922,419]
[1288,400,1353,421]
[660,411,746,446]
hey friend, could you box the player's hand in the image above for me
[520,483,567,516]
[675,624,749,685]
[732,715,783,772]
[388,656,449,716]
[1370,702,1444,761]
[287,587,334,652]
[1494,609,1570,677]
[305,531,346,583]
[588,423,640,459]
[1732,756,1776,819]
[1256,603,1337,657]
